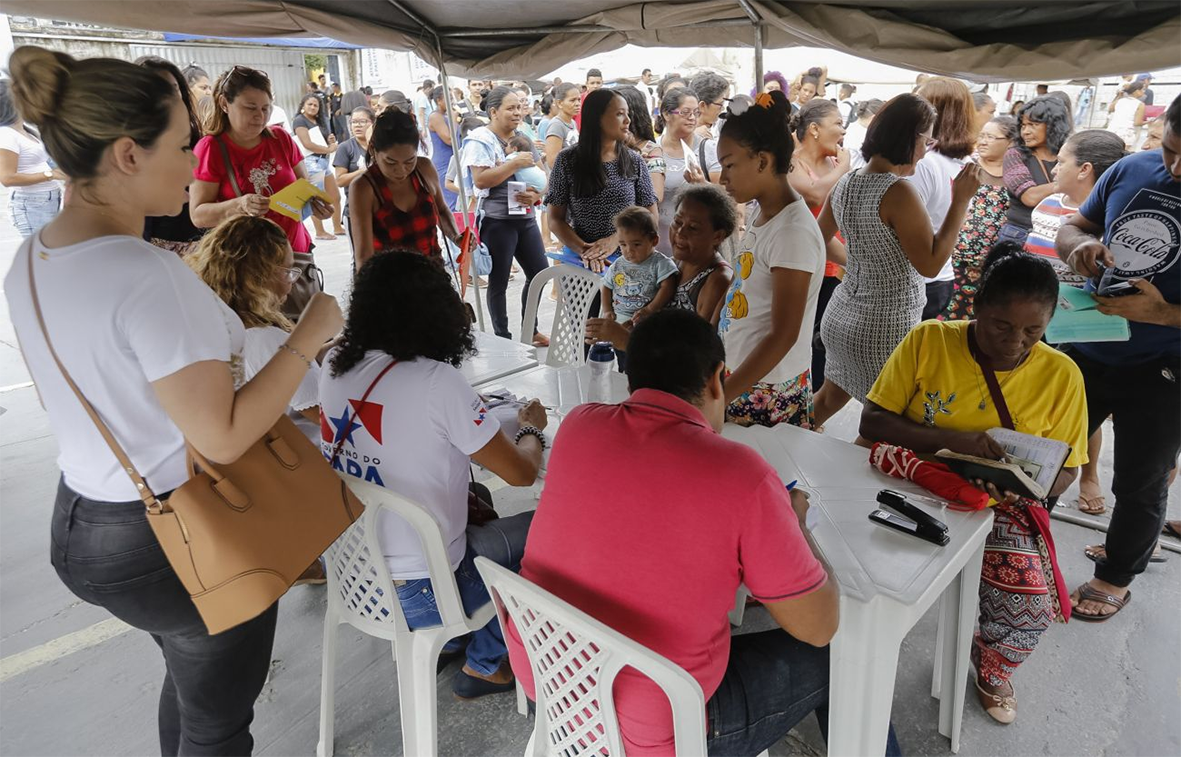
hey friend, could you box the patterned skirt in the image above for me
[726,369,814,429]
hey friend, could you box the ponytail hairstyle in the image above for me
[368,107,421,159]
[572,89,635,198]
[855,98,884,121]
[181,64,209,90]
[481,85,516,117]
[975,241,1059,314]
[135,56,201,147]
[1064,129,1129,179]
[654,86,695,135]
[719,89,796,174]
[187,216,293,331]
[860,93,937,166]
[794,97,840,143]
[8,46,175,188]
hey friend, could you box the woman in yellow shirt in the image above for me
[861,243,1089,726]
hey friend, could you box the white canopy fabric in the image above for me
[8,1,1180,81]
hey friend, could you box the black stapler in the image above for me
[869,489,950,546]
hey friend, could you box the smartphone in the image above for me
[1096,264,1140,297]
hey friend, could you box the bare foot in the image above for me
[1071,577,1129,619]
[1084,543,1163,562]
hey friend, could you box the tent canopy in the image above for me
[9,1,1180,81]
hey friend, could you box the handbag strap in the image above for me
[216,135,245,198]
[967,323,1015,431]
[329,359,397,464]
[25,248,163,511]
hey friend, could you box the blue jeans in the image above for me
[394,510,534,676]
[50,479,277,756]
[304,155,329,190]
[996,221,1030,246]
[10,187,61,237]
[705,631,902,757]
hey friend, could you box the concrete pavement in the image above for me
[0,213,1178,756]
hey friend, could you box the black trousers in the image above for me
[811,275,841,390]
[1070,349,1181,587]
[922,280,954,322]
[480,215,549,339]
[50,479,278,756]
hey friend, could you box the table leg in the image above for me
[931,596,944,699]
[936,546,985,754]
[827,596,902,757]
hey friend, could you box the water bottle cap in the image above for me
[588,341,615,362]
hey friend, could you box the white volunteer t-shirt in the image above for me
[318,351,500,579]
[720,199,825,384]
[243,325,321,442]
[5,234,245,501]
[0,126,60,193]
[906,151,964,283]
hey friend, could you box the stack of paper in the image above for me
[1044,284,1130,343]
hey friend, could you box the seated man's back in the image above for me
[506,313,827,756]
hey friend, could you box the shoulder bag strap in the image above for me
[25,249,163,510]
[329,359,397,465]
[215,135,244,198]
[967,323,1015,431]
[698,139,712,182]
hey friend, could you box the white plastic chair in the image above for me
[522,264,603,367]
[317,476,525,757]
[476,557,770,757]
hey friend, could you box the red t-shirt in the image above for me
[193,128,312,253]
[506,389,827,756]
[574,91,588,131]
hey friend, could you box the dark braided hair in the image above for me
[719,89,796,173]
[975,241,1059,314]
[330,251,474,377]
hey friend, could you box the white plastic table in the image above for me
[722,424,993,756]
[460,331,539,386]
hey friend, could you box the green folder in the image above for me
[1045,284,1130,343]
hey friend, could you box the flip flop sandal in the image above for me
[1163,522,1181,540]
[1075,494,1107,516]
[1072,584,1132,623]
[1084,544,1167,564]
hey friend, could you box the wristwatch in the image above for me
[43,169,54,180]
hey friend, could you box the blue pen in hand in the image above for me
[785,480,798,492]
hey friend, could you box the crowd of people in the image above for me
[2,40,1179,757]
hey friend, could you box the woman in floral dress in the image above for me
[942,115,1016,320]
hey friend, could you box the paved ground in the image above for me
[0,209,1178,757]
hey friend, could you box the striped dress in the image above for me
[1024,193,1086,287]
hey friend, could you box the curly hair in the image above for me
[676,183,739,238]
[752,70,789,97]
[187,216,292,330]
[331,251,475,377]
[976,241,1059,313]
[1016,95,1073,157]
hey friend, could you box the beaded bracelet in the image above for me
[280,342,313,369]
[514,425,547,450]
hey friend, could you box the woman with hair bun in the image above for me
[813,93,980,428]
[3,45,343,752]
[0,79,64,238]
[716,90,826,428]
[862,245,1088,725]
[349,107,457,270]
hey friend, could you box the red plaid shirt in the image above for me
[363,165,442,259]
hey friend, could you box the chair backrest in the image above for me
[474,557,707,757]
[324,475,468,639]
[521,264,603,368]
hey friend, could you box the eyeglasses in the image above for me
[669,108,701,118]
[276,266,302,283]
[919,136,939,150]
[977,133,1007,142]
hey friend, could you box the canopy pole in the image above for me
[428,27,486,331]
[754,23,764,97]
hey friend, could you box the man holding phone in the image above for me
[1055,94,1181,622]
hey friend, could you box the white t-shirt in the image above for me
[905,151,963,283]
[268,104,291,133]
[844,121,868,170]
[5,234,245,501]
[0,126,60,193]
[318,351,500,579]
[720,199,825,384]
[243,325,321,442]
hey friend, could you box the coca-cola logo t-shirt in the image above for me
[1077,149,1180,364]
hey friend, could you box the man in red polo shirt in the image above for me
[506,311,893,756]
[573,68,603,131]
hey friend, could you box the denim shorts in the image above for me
[10,187,62,238]
[304,155,329,190]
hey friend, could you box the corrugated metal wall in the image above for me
[128,44,310,123]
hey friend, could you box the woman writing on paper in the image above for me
[860,246,1088,727]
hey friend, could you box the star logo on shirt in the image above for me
[321,400,385,447]
[326,408,358,446]
[474,405,488,426]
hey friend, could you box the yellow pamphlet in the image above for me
[268,179,329,222]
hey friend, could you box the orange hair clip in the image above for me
[754,92,774,109]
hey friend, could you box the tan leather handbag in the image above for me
[28,253,360,635]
